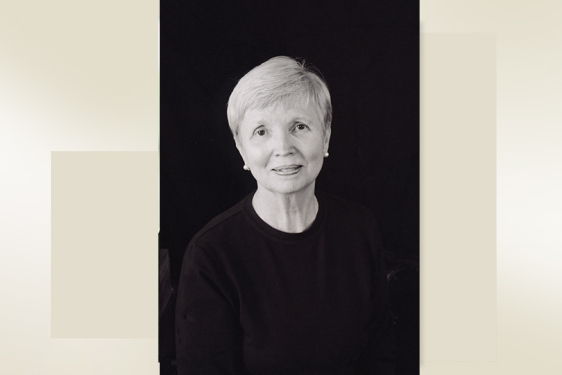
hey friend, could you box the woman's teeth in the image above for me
[273,165,302,174]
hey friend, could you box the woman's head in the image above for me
[229,57,332,197]
[227,56,332,138]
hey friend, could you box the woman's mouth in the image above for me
[272,165,303,175]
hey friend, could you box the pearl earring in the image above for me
[324,152,329,157]
[243,165,250,171]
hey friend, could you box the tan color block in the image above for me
[51,152,158,338]
[421,34,497,362]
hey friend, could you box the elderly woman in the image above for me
[175,56,394,375]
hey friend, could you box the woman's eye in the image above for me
[256,129,266,136]
[295,123,308,131]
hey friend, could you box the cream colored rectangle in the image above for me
[51,152,158,338]
[421,33,496,362]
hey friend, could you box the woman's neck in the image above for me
[252,186,318,233]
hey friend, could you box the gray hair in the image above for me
[227,56,332,137]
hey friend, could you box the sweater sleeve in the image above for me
[175,242,245,375]
[355,216,397,375]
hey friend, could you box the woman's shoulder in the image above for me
[316,190,384,253]
[190,194,251,246]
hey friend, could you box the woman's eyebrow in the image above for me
[250,117,268,125]
[291,115,312,122]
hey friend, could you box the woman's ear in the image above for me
[234,136,247,164]
[323,127,332,153]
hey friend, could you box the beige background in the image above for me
[1,0,562,374]
[51,152,158,338]
[421,33,496,362]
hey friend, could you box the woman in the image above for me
[175,56,395,375]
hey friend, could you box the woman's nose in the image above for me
[272,131,295,156]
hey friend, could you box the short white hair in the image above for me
[227,56,332,137]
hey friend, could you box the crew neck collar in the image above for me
[243,190,325,241]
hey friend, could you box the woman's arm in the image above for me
[355,217,397,375]
[175,242,245,375]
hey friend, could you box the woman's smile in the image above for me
[271,164,303,175]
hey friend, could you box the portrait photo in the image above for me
[159,1,419,374]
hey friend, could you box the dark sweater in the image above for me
[175,191,395,375]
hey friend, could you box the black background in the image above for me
[160,0,419,373]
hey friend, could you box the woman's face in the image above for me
[235,102,331,197]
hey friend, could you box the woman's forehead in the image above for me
[245,100,322,121]
[253,94,321,114]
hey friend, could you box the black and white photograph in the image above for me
[159,1,419,374]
